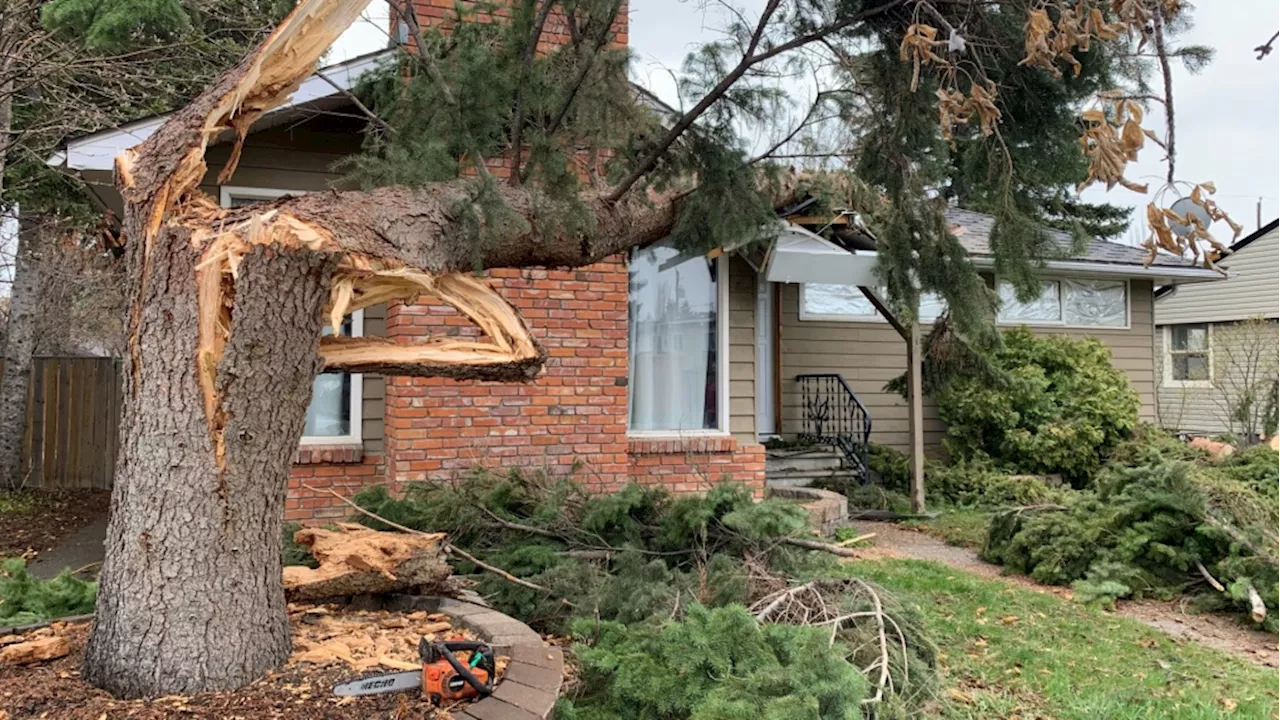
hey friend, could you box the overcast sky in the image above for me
[332,1,1280,243]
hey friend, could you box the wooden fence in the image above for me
[4,356,122,489]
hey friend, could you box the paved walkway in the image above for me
[854,520,1280,668]
[27,515,107,579]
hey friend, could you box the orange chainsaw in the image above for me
[332,638,495,704]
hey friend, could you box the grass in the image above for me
[904,506,993,549]
[849,558,1279,719]
[0,491,42,515]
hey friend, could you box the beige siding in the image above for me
[206,117,385,456]
[1155,228,1278,323]
[778,278,1158,453]
[1156,318,1279,437]
[728,257,757,444]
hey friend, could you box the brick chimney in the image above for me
[393,1,629,53]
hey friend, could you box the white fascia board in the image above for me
[968,256,1225,284]
[764,224,879,286]
[50,49,395,172]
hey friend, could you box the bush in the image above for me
[936,328,1139,484]
[926,459,1070,508]
[559,605,868,720]
[0,558,97,627]
[867,443,910,493]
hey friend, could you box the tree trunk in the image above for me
[82,228,335,696]
[0,223,39,489]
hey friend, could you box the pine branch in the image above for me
[604,0,906,204]
[508,0,558,186]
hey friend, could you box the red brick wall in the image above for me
[400,0,629,53]
[384,259,630,494]
[286,451,385,522]
[628,437,766,498]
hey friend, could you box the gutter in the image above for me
[967,256,1226,282]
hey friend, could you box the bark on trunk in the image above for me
[0,224,40,489]
[82,232,335,696]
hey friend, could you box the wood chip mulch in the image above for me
[0,490,111,559]
[0,604,507,720]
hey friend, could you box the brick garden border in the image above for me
[767,485,849,536]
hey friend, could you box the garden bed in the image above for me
[0,596,564,720]
[0,490,110,559]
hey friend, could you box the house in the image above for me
[1154,219,1280,440]
[47,4,1225,519]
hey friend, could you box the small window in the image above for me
[801,285,946,323]
[220,186,363,445]
[998,280,1061,323]
[1168,324,1211,383]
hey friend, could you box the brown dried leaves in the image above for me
[936,83,1002,142]
[1020,2,1126,77]
[900,24,947,92]
[1077,94,1148,193]
[1143,183,1243,272]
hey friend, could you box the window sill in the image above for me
[294,443,364,464]
[628,435,737,455]
[1162,380,1215,389]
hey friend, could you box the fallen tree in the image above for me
[80,0,1240,698]
[281,524,453,601]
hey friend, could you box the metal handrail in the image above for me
[795,373,872,479]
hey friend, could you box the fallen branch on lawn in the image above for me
[301,483,561,599]
[1195,561,1226,593]
[781,536,862,557]
[1247,583,1267,624]
[837,533,876,548]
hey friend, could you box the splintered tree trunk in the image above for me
[82,230,335,696]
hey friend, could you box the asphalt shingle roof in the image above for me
[943,206,1197,268]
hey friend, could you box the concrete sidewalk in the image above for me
[27,515,108,579]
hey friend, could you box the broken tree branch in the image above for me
[1195,561,1225,593]
[780,536,861,558]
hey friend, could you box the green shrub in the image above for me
[282,522,319,568]
[926,459,1070,508]
[0,558,97,627]
[558,605,868,720]
[936,328,1139,484]
[867,443,911,493]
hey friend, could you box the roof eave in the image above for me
[967,256,1226,283]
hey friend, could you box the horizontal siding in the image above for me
[1155,229,1278,323]
[360,303,387,454]
[728,257,757,444]
[1155,318,1279,436]
[777,279,1159,453]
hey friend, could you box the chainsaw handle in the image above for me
[427,641,494,697]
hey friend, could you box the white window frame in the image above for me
[626,253,731,438]
[996,277,1132,331]
[220,185,364,446]
[1162,323,1215,389]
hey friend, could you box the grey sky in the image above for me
[332,1,1280,241]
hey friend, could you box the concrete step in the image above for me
[765,446,846,473]
[765,467,862,488]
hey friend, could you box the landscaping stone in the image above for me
[766,486,848,536]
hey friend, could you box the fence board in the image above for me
[3,357,121,489]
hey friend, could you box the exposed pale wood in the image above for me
[907,323,925,513]
[282,523,453,601]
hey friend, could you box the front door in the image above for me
[755,276,778,437]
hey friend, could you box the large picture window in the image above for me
[221,186,363,445]
[800,284,946,323]
[627,243,724,433]
[997,278,1128,328]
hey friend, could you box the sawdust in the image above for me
[0,605,521,719]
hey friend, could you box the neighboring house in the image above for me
[47,6,1225,519]
[1154,220,1280,440]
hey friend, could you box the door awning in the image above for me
[763,222,879,286]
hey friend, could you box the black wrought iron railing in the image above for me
[795,374,872,478]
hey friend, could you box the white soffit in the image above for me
[764,223,878,286]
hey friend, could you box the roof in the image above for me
[944,206,1193,268]
[1226,218,1279,254]
[50,48,677,172]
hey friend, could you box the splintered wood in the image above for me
[282,524,454,601]
[287,604,471,673]
[0,625,73,666]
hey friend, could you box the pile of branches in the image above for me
[350,470,939,716]
[983,443,1279,629]
[0,558,97,628]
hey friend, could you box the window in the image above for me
[627,242,726,433]
[220,186,363,445]
[1166,324,1212,384]
[800,285,946,323]
[997,278,1128,328]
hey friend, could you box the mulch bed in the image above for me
[0,604,507,719]
[0,490,111,559]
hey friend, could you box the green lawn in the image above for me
[904,507,993,549]
[850,559,1278,719]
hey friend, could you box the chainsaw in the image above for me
[333,638,496,704]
